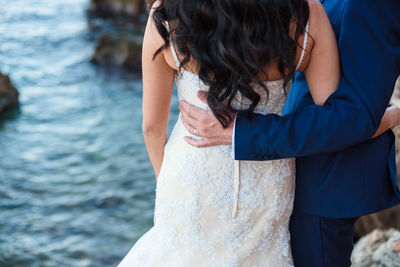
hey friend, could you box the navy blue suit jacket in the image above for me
[234,0,400,218]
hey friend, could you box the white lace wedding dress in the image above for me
[117,22,310,267]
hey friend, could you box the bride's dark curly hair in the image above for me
[149,0,310,128]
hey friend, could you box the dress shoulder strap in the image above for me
[295,21,310,71]
[165,21,180,67]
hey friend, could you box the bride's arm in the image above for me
[302,0,340,106]
[142,6,175,178]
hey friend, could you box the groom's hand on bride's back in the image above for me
[179,91,234,147]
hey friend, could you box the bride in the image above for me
[118,0,399,266]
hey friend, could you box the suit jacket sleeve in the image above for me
[234,0,400,161]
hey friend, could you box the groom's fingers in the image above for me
[180,100,212,124]
[197,91,208,104]
[180,102,202,133]
[179,101,200,122]
[181,111,212,138]
[180,101,214,136]
[180,100,224,138]
[181,114,198,135]
[180,107,200,129]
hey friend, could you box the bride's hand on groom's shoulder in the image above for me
[179,91,234,148]
[371,105,400,139]
[388,105,400,129]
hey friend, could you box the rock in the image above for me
[88,0,146,18]
[0,72,19,114]
[351,229,400,267]
[91,34,142,72]
[356,205,400,238]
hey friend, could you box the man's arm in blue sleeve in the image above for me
[234,0,400,161]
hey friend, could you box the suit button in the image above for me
[251,154,257,159]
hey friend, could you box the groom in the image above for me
[179,0,400,266]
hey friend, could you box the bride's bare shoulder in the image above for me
[307,0,325,11]
[294,0,335,71]
[307,0,335,51]
[307,0,331,32]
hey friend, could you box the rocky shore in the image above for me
[91,34,142,72]
[356,205,400,238]
[352,229,400,266]
[88,0,146,18]
[88,0,146,73]
[0,72,19,115]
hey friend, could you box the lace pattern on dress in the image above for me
[118,20,299,267]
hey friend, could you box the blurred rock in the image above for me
[0,72,19,114]
[351,229,400,267]
[88,0,146,18]
[91,34,142,72]
[356,206,400,238]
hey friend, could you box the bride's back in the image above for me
[151,0,313,127]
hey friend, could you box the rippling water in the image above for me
[0,1,178,266]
